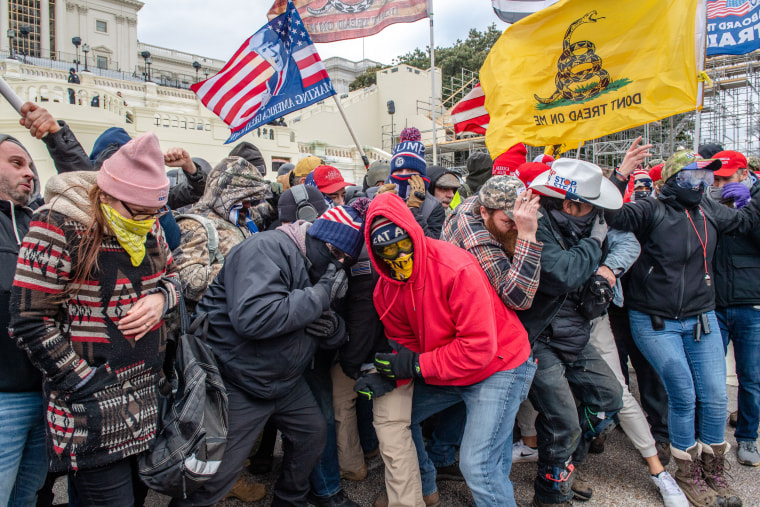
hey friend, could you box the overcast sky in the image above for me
[136,1,503,65]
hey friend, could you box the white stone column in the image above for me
[40,0,50,58]
[55,0,67,60]
[1,1,10,52]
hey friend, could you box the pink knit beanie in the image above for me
[97,132,169,208]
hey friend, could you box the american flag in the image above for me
[491,0,561,24]
[707,0,753,18]
[451,84,489,136]
[192,0,335,143]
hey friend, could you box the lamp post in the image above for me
[82,43,89,71]
[204,67,209,81]
[6,29,15,60]
[72,36,81,72]
[140,50,151,81]
[18,26,30,63]
[387,100,396,150]
[193,61,201,83]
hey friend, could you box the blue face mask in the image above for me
[676,169,714,189]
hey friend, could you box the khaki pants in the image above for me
[331,364,366,474]
[374,381,425,507]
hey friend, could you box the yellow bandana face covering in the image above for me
[100,203,155,266]
[383,252,414,281]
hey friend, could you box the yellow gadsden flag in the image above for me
[481,0,701,156]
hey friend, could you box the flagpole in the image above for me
[694,0,707,152]
[428,0,438,165]
[332,95,370,169]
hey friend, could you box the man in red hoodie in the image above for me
[365,192,536,507]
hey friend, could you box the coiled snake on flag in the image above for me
[308,0,374,15]
[534,10,610,105]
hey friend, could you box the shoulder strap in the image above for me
[176,213,225,265]
[647,199,667,237]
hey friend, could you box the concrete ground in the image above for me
[53,383,760,507]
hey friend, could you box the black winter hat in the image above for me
[465,152,494,193]
[229,142,266,176]
[278,184,329,223]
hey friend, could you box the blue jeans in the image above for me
[629,310,728,451]
[411,360,536,507]
[425,403,466,467]
[0,391,48,507]
[717,305,760,442]
[303,350,341,498]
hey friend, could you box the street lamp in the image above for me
[193,61,201,83]
[204,67,209,81]
[18,26,30,63]
[6,29,15,60]
[82,43,89,71]
[140,50,151,81]
[72,36,81,72]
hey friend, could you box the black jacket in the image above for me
[0,200,42,392]
[713,176,760,308]
[197,230,334,400]
[606,177,760,319]
[516,212,603,349]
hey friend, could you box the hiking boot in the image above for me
[436,461,464,481]
[671,443,722,507]
[651,470,689,507]
[373,490,441,507]
[308,490,360,507]
[570,465,592,501]
[530,497,572,507]
[728,410,738,428]
[656,440,672,466]
[513,440,539,463]
[223,475,266,503]
[701,442,742,507]
[340,462,367,481]
[737,440,760,467]
[588,434,606,454]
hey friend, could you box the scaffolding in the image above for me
[435,50,760,170]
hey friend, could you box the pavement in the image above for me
[52,382,760,507]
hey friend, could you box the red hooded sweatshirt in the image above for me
[365,193,531,386]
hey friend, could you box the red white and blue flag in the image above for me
[491,0,560,24]
[451,84,489,136]
[707,0,760,55]
[192,0,335,143]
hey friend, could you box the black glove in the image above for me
[374,344,421,380]
[316,263,348,303]
[354,372,397,401]
[306,310,340,337]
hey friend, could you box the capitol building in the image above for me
[0,0,443,186]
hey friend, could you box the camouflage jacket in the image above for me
[172,156,276,304]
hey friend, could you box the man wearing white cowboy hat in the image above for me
[518,158,630,507]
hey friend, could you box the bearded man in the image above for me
[442,175,543,310]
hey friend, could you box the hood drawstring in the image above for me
[9,201,21,246]
[378,284,401,322]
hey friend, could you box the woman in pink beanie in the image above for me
[10,132,180,504]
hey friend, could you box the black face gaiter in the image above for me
[659,178,705,209]
[305,234,341,284]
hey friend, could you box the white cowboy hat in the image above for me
[529,159,623,210]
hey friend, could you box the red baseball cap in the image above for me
[313,165,353,194]
[533,154,555,166]
[713,150,747,177]
[513,162,551,191]
[492,143,528,176]
[648,163,664,183]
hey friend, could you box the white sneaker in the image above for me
[651,470,689,507]
[512,440,538,463]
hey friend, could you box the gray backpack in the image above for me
[175,213,225,265]
[138,278,228,498]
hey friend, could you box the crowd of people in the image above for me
[0,104,758,507]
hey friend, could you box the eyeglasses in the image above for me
[676,169,714,189]
[373,237,413,260]
[327,244,355,265]
[120,200,170,221]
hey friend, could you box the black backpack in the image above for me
[138,278,228,499]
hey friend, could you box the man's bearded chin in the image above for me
[484,216,518,256]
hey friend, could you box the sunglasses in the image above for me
[120,200,170,221]
[373,237,413,260]
[675,169,714,189]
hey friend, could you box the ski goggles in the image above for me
[373,237,414,260]
[675,169,714,189]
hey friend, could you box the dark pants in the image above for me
[356,396,378,454]
[69,456,147,507]
[176,378,326,507]
[529,340,623,504]
[608,305,670,443]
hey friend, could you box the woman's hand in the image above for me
[118,292,166,341]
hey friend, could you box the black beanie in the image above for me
[229,142,267,176]
[278,184,329,223]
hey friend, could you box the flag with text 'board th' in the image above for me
[451,84,488,135]
[491,0,561,24]
[707,0,760,56]
[268,0,428,43]
[191,1,335,144]
[480,0,703,156]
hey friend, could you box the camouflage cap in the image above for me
[661,149,722,182]
[478,175,541,219]
[748,156,760,172]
